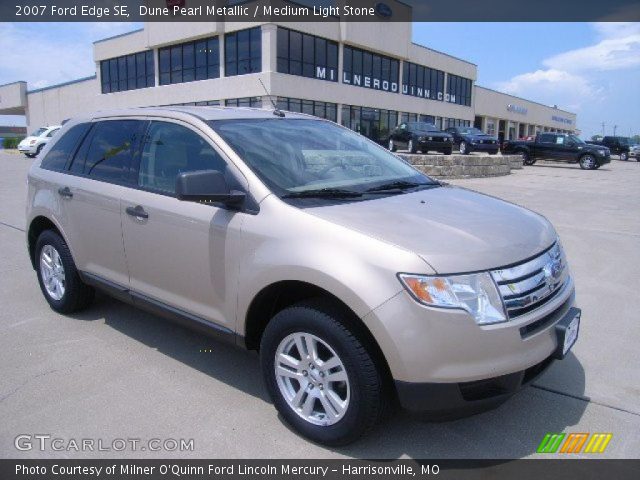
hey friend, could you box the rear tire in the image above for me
[620,152,628,161]
[459,141,469,155]
[408,138,417,154]
[388,139,397,152]
[260,300,386,446]
[35,230,95,314]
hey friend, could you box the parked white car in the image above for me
[18,125,61,157]
[630,144,639,160]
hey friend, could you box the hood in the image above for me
[416,130,449,136]
[305,186,556,273]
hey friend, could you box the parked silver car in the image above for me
[26,107,580,445]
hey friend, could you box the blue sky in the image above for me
[1,22,638,138]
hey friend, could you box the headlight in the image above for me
[29,139,37,145]
[398,272,507,325]
[597,149,606,156]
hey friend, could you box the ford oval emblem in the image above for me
[375,2,393,18]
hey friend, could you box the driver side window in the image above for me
[138,122,227,194]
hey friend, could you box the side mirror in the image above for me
[175,170,245,206]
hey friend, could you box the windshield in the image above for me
[569,135,585,145]
[209,118,435,197]
[458,127,485,135]
[617,137,630,145]
[29,127,47,137]
[409,122,439,132]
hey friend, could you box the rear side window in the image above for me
[71,120,143,182]
[46,128,59,138]
[40,123,91,172]
[137,121,227,194]
[539,134,555,144]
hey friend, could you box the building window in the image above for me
[486,120,496,136]
[275,97,337,122]
[159,36,219,86]
[225,27,262,77]
[276,27,338,82]
[225,97,262,107]
[342,46,399,93]
[446,74,473,106]
[401,61,445,101]
[444,118,471,129]
[101,51,154,93]
[341,105,398,144]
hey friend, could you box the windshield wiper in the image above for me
[281,188,363,199]
[364,180,439,193]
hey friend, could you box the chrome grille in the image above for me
[491,242,569,319]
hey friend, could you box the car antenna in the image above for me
[259,78,285,117]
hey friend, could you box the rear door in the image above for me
[120,119,246,330]
[58,119,146,287]
[533,133,557,160]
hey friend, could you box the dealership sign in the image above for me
[402,84,447,101]
[343,72,399,92]
[507,104,528,114]
[315,66,337,81]
[552,115,573,125]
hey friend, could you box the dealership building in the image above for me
[0,2,577,144]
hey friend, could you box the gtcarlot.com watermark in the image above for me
[15,434,194,453]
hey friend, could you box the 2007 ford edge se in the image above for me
[26,107,580,445]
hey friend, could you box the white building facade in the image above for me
[0,5,576,143]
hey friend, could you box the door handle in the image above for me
[126,205,149,220]
[57,186,73,199]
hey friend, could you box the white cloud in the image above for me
[493,23,640,112]
[0,23,138,90]
[543,23,640,73]
[496,69,602,111]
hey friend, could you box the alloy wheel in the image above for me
[581,155,596,169]
[274,332,350,426]
[40,244,66,301]
[460,141,466,154]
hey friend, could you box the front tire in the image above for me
[579,154,598,170]
[35,144,44,157]
[260,300,386,446]
[35,230,95,313]
[520,150,535,165]
[459,141,469,155]
[620,152,628,161]
[388,138,397,152]
[408,138,417,154]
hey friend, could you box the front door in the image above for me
[120,120,245,329]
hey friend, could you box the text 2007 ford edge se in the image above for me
[26,107,580,445]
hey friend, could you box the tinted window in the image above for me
[72,120,142,182]
[159,36,219,85]
[539,134,556,144]
[225,27,261,77]
[40,123,91,171]
[343,46,399,93]
[138,122,227,194]
[100,51,154,93]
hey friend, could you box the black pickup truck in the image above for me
[587,136,631,161]
[502,133,611,170]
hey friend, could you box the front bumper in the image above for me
[417,139,452,152]
[363,274,577,416]
[598,154,611,165]
[467,142,500,152]
[18,144,36,154]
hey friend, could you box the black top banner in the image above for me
[2,0,640,22]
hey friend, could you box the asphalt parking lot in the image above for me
[0,151,638,459]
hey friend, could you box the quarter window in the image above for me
[71,120,143,182]
[225,27,262,77]
[138,122,227,194]
[159,36,220,85]
[40,123,91,172]
[101,51,154,93]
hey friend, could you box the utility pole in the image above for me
[613,125,618,138]
[601,122,605,137]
